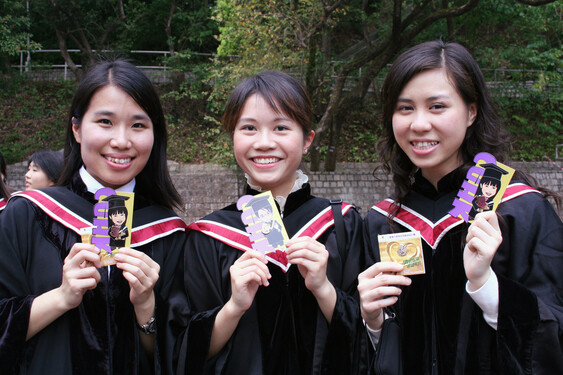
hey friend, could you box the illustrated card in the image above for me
[378,231,425,275]
[237,191,290,271]
[91,187,135,266]
[449,152,515,223]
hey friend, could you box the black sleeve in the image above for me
[493,192,563,373]
[175,230,233,375]
[323,206,370,375]
[0,198,40,373]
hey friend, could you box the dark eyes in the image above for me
[395,104,446,112]
[238,125,289,131]
[430,104,445,110]
[97,119,148,128]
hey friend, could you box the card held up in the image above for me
[237,191,291,271]
[92,188,135,266]
[378,231,425,275]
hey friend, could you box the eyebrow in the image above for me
[237,116,292,123]
[396,94,450,102]
[93,110,150,121]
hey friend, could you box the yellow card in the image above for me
[378,231,425,275]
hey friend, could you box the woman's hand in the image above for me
[357,262,411,330]
[286,237,336,322]
[28,243,102,340]
[59,243,102,310]
[114,248,160,314]
[209,250,270,358]
[464,211,502,291]
[227,250,270,315]
[285,237,330,296]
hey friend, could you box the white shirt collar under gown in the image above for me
[79,165,136,194]
[245,169,309,215]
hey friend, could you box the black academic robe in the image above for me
[177,184,367,375]
[364,170,563,375]
[0,174,189,375]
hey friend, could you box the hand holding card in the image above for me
[378,231,425,275]
[92,188,135,266]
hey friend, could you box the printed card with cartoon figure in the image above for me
[90,187,135,266]
[378,231,425,275]
[449,152,515,223]
[237,191,290,271]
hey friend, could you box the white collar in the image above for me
[246,169,309,214]
[79,166,136,194]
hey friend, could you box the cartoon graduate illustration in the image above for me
[468,163,509,220]
[247,195,286,251]
[103,194,130,249]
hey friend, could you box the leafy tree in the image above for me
[0,0,41,71]
[210,0,559,171]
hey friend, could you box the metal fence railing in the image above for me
[11,50,562,97]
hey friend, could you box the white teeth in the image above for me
[106,156,131,164]
[254,157,279,164]
[412,141,438,150]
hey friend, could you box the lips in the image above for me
[252,157,280,165]
[411,141,438,150]
[105,156,132,164]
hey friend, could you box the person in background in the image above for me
[25,150,64,190]
[0,59,188,374]
[0,150,14,200]
[177,70,366,374]
[358,40,562,374]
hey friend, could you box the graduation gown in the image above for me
[364,170,563,374]
[0,174,189,375]
[177,184,367,375]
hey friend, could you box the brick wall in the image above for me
[7,161,562,224]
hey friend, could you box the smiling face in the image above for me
[109,211,126,226]
[25,161,54,190]
[481,181,498,198]
[72,85,154,189]
[233,94,314,198]
[392,68,477,187]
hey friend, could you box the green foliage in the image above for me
[497,91,562,161]
[0,77,74,163]
[0,1,41,56]
[1,0,561,167]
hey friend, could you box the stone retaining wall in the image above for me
[7,161,562,224]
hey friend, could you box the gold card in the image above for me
[378,231,425,275]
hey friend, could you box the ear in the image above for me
[467,103,477,127]
[304,130,315,150]
[71,117,82,143]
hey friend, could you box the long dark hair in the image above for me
[378,40,560,213]
[28,150,64,185]
[58,59,182,210]
[379,40,510,206]
[222,70,313,136]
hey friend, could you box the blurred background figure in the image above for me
[25,150,64,190]
[0,151,13,199]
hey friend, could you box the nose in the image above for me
[410,111,432,132]
[254,129,276,149]
[109,126,132,149]
[25,169,31,179]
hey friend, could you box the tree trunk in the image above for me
[55,30,82,81]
